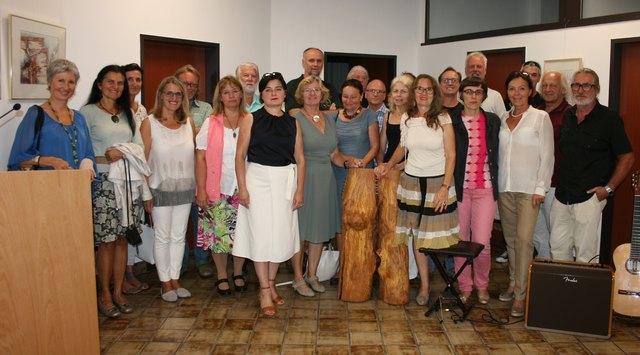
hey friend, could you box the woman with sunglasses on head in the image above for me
[450,77,500,305]
[140,77,196,303]
[375,74,459,307]
[497,71,553,318]
[82,65,145,318]
[233,72,305,317]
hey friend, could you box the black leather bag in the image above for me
[123,158,142,246]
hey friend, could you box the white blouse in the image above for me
[498,106,554,196]
[401,112,452,177]
[195,117,238,196]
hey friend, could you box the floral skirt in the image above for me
[197,193,239,254]
[92,172,142,246]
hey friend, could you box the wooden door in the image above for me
[141,35,220,108]
[605,38,640,264]
[482,48,526,101]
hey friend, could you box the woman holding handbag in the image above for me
[195,76,249,296]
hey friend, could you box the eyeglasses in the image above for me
[462,89,484,97]
[366,89,386,95]
[163,91,184,99]
[441,78,459,84]
[182,82,198,89]
[570,82,597,91]
[415,86,434,94]
[523,61,541,68]
[303,87,321,94]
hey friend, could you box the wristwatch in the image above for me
[604,185,614,195]
[32,156,41,166]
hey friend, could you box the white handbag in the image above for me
[135,214,155,264]
[313,244,339,282]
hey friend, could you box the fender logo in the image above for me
[563,276,578,283]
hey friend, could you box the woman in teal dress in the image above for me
[290,76,351,296]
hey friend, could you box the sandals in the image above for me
[233,274,247,293]
[112,298,134,314]
[215,279,232,296]
[123,272,149,294]
[259,286,276,317]
[269,279,286,305]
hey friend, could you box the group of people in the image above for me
[7,47,634,319]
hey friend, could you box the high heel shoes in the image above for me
[269,278,286,305]
[259,286,276,317]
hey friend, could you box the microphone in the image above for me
[0,103,22,120]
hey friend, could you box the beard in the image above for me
[573,94,595,106]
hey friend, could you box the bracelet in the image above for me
[441,183,450,189]
[343,160,349,169]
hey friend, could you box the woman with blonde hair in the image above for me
[195,76,249,295]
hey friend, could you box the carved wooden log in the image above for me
[376,170,409,305]
[338,168,377,302]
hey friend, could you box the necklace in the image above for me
[509,108,525,118]
[47,101,79,168]
[343,106,362,120]
[224,115,239,138]
[97,101,120,123]
[303,108,321,123]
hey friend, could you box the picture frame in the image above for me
[544,58,583,85]
[9,15,66,99]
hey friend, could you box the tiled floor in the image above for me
[99,245,640,354]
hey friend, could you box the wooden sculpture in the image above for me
[377,169,409,304]
[338,168,377,301]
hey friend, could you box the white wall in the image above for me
[270,0,422,83]
[418,19,640,106]
[0,0,271,168]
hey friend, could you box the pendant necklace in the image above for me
[225,115,239,138]
[303,108,321,123]
[509,108,524,118]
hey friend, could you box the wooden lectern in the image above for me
[0,170,99,354]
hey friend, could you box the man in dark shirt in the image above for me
[531,71,572,259]
[550,68,634,263]
[285,47,340,113]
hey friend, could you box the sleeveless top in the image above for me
[384,120,401,163]
[248,107,296,166]
[147,115,195,206]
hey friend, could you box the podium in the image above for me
[0,170,99,354]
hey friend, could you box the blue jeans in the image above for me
[182,204,209,270]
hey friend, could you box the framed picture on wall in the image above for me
[544,58,583,85]
[9,15,66,99]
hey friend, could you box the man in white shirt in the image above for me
[465,52,507,117]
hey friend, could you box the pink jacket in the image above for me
[205,113,225,202]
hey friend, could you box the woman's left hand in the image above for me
[143,199,154,213]
[293,190,304,210]
[532,194,545,207]
[433,186,449,213]
[105,147,124,163]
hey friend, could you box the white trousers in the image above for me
[532,187,555,259]
[550,194,606,263]
[152,203,191,281]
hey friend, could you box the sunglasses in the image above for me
[523,61,541,68]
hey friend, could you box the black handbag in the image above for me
[123,158,142,246]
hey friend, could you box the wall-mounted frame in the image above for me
[9,15,66,99]
[544,58,583,84]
